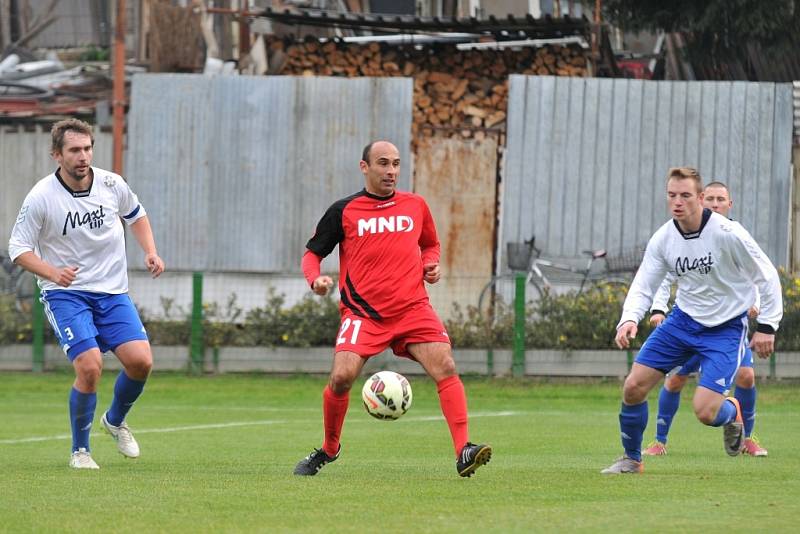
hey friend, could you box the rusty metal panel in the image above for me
[1,125,113,252]
[414,136,498,315]
[125,74,413,272]
[503,75,794,268]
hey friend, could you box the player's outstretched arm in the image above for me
[129,216,164,278]
[13,251,77,287]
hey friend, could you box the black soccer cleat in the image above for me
[457,442,492,478]
[293,445,340,476]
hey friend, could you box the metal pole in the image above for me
[512,272,526,377]
[112,0,126,174]
[32,282,44,372]
[190,272,204,374]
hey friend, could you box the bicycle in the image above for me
[477,236,640,316]
[0,253,35,314]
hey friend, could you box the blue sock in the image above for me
[735,386,757,437]
[710,399,737,427]
[619,401,648,462]
[106,372,146,426]
[655,387,681,444]
[69,387,96,452]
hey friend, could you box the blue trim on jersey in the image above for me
[40,290,147,360]
[122,204,142,219]
[636,305,746,394]
[123,204,141,219]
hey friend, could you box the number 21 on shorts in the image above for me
[336,318,362,345]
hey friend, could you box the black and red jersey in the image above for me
[306,189,440,319]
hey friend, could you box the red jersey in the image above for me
[306,189,440,319]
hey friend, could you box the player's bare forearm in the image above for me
[130,216,157,255]
[13,251,77,287]
[130,216,165,277]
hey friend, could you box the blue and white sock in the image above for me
[655,386,681,444]
[69,387,96,452]
[106,372,146,427]
[620,401,648,462]
[710,398,737,427]
[734,386,757,437]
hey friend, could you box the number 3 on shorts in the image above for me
[336,318,362,345]
[63,326,74,340]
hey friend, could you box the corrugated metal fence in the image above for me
[125,74,413,272]
[502,75,794,270]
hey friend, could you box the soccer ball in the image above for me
[361,371,413,420]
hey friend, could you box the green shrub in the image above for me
[4,274,798,350]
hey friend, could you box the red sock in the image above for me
[437,375,469,456]
[322,385,349,457]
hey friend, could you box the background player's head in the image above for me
[703,181,732,217]
[51,118,94,182]
[666,167,704,227]
[360,140,400,197]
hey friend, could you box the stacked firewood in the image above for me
[267,38,588,139]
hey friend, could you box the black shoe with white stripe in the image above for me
[293,445,340,476]
[457,442,492,477]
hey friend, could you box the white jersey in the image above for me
[619,210,782,330]
[8,167,146,294]
[649,217,763,313]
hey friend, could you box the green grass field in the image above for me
[1,372,798,533]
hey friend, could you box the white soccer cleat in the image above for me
[69,448,100,469]
[101,411,140,458]
[601,455,644,474]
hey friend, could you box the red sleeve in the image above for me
[301,250,323,288]
[419,199,440,266]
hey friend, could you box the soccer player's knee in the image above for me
[132,358,153,378]
[665,374,686,392]
[622,377,648,404]
[437,356,457,378]
[329,372,355,395]
[693,404,716,425]
[736,368,755,388]
[77,364,102,388]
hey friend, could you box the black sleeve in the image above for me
[306,199,346,258]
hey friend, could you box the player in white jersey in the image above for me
[643,182,768,457]
[601,167,782,474]
[8,118,165,469]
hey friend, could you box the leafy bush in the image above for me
[3,273,799,350]
[526,282,655,350]
[139,289,340,348]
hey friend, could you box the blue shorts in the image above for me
[636,306,748,394]
[40,290,148,360]
[676,347,753,376]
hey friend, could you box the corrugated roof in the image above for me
[255,7,588,38]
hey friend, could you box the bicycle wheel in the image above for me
[477,276,503,318]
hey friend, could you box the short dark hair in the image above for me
[705,181,729,193]
[361,142,374,164]
[51,118,94,154]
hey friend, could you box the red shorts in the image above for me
[334,301,450,358]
